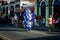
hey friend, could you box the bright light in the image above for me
[6,0,10,3]
[20,1,34,7]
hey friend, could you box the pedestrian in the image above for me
[11,16,14,25]
[34,15,39,26]
[40,16,43,26]
[56,15,60,31]
[48,15,52,32]
[43,18,45,26]
[23,8,35,31]
[14,14,18,27]
[52,17,56,31]
[55,13,58,20]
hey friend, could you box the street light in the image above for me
[6,0,10,16]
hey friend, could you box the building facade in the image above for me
[1,0,60,26]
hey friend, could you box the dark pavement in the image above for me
[0,38,3,40]
[0,24,60,40]
[23,36,60,40]
[0,28,60,40]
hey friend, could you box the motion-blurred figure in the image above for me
[14,14,18,27]
[34,15,39,26]
[48,15,52,32]
[23,8,35,31]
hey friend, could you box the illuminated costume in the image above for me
[23,8,34,31]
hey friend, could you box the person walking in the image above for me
[14,14,18,27]
[23,8,35,31]
[48,15,52,32]
[34,15,39,26]
[57,15,60,31]
[11,16,14,25]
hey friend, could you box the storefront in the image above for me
[1,0,60,26]
[53,0,60,19]
[37,0,49,26]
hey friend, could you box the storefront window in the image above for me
[41,2,46,18]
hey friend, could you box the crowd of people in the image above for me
[48,14,60,32]
[10,8,39,31]
[0,8,60,31]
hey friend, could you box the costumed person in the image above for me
[23,8,35,31]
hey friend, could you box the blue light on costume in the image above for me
[23,8,35,31]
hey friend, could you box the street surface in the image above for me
[0,24,60,40]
